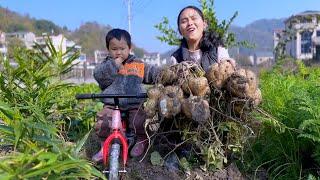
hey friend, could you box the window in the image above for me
[301,31,312,54]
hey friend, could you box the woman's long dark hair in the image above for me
[177,6,224,52]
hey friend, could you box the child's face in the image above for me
[108,38,131,61]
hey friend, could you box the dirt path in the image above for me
[124,159,245,180]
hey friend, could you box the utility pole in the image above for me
[127,0,132,35]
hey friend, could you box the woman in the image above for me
[171,6,235,71]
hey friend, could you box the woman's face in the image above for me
[178,8,206,44]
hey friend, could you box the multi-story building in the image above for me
[34,34,66,53]
[34,34,82,62]
[274,11,320,60]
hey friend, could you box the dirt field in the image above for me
[85,131,247,180]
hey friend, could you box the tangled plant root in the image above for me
[227,68,258,99]
[144,98,158,118]
[206,60,235,89]
[158,94,181,119]
[147,84,164,100]
[187,77,211,97]
[181,96,210,123]
[144,60,263,170]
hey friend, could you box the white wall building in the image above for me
[249,52,274,65]
[274,11,320,60]
[35,34,66,53]
[94,50,108,64]
[34,34,82,63]
[6,32,36,49]
[142,52,166,66]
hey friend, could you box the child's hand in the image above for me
[114,57,125,65]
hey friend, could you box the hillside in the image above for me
[0,7,146,58]
[69,22,112,58]
[0,7,63,35]
[229,18,285,56]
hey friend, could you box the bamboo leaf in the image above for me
[72,130,90,156]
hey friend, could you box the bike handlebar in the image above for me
[75,93,147,100]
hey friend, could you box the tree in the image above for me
[71,21,112,58]
[33,19,62,35]
[154,0,251,48]
[7,23,28,32]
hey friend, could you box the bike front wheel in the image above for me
[108,143,120,180]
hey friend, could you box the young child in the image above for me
[92,28,159,162]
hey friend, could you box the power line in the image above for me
[124,0,154,36]
[124,0,132,35]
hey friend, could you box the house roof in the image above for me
[297,10,320,16]
[285,10,320,24]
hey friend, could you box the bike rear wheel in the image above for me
[108,143,120,180]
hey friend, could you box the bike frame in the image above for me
[76,93,146,177]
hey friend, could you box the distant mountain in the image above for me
[229,18,286,56]
[162,18,286,58]
[0,6,287,59]
[245,19,286,33]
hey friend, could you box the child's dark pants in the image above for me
[94,105,146,141]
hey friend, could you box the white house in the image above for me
[35,34,67,53]
[249,51,274,65]
[6,32,36,49]
[142,52,166,66]
[274,11,320,60]
[34,34,82,62]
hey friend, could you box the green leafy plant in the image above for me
[241,58,320,179]
[0,37,105,179]
[154,17,181,46]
